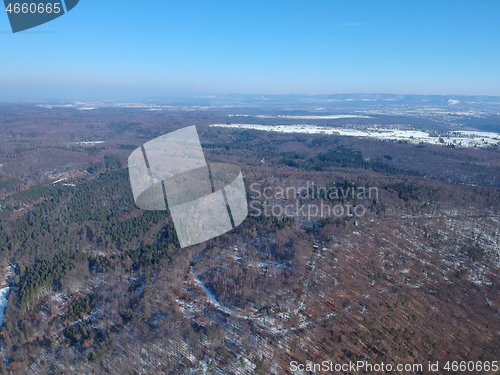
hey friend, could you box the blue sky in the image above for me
[1,0,499,100]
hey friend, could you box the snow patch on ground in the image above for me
[0,266,12,326]
[0,287,9,326]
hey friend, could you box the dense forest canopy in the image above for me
[0,107,497,374]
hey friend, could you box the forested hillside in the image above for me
[0,106,498,374]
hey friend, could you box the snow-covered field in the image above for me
[229,114,371,120]
[75,141,105,146]
[210,124,500,148]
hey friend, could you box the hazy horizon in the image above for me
[2,92,500,104]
